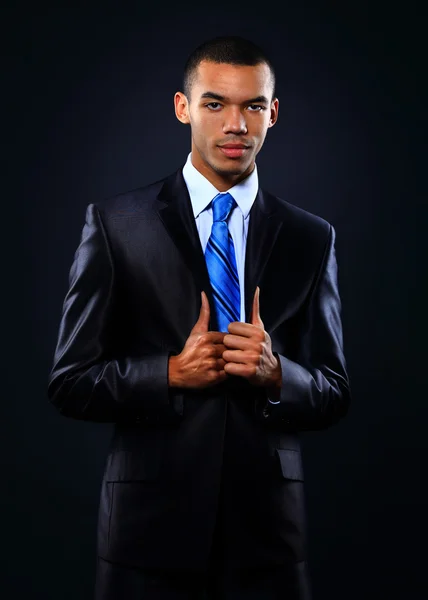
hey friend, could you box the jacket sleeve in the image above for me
[260,224,351,431]
[47,203,182,424]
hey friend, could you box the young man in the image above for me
[48,36,350,600]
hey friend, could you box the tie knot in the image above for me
[212,192,235,223]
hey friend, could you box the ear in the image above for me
[174,92,190,124]
[268,97,279,128]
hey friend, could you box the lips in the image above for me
[218,144,249,158]
[220,144,248,149]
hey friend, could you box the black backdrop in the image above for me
[4,2,426,599]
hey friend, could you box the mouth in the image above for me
[217,144,250,158]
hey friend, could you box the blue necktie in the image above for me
[204,192,241,332]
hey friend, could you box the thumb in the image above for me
[192,291,210,333]
[250,286,264,328]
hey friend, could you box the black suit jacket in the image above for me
[47,167,350,581]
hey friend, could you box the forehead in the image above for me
[192,60,273,98]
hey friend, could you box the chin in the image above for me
[214,159,249,176]
[217,167,246,179]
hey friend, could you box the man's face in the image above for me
[175,60,279,189]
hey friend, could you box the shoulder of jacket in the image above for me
[271,194,331,231]
[262,188,332,238]
[91,171,176,215]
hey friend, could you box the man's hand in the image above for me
[168,291,229,389]
[222,286,282,391]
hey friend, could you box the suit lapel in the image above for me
[156,168,283,329]
[243,186,283,323]
[156,169,214,325]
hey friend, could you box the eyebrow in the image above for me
[200,92,270,104]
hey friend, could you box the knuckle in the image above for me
[195,334,205,347]
[203,345,212,357]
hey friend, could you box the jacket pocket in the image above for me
[104,449,163,482]
[275,448,304,481]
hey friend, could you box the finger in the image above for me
[224,362,254,377]
[250,286,263,327]
[223,334,253,350]
[222,349,249,364]
[214,344,227,356]
[227,322,260,338]
[206,332,227,344]
[217,358,227,369]
[192,291,210,333]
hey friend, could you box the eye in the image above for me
[206,102,222,110]
[247,105,266,112]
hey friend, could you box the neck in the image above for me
[190,154,254,192]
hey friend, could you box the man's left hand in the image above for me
[222,286,282,389]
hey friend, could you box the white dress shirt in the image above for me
[182,151,259,323]
[182,152,281,405]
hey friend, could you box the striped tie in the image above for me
[204,192,241,332]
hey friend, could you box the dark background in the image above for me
[4,2,426,599]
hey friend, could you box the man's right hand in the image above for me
[168,291,229,389]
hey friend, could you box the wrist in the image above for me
[268,356,282,396]
[168,355,183,388]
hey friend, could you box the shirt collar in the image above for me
[182,152,259,219]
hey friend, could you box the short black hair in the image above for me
[183,35,276,101]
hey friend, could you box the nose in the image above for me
[222,107,247,135]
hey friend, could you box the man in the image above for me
[48,36,350,600]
